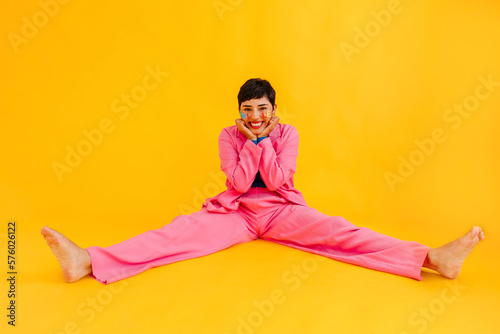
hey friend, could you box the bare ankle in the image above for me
[423,248,439,271]
[81,249,92,274]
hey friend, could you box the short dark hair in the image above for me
[237,78,276,108]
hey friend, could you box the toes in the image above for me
[476,226,484,240]
[41,226,54,237]
[469,226,480,239]
[44,233,62,247]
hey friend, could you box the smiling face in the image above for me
[239,96,277,136]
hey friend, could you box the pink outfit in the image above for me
[86,123,430,284]
[203,123,308,213]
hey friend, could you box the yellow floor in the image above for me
[3,217,498,334]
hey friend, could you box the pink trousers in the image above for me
[86,187,430,284]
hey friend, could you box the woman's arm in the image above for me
[218,129,262,193]
[257,125,299,191]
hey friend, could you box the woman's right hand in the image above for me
[235,119,257,141]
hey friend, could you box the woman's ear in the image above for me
[273,104,277,115]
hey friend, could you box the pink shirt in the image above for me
[202,123,308,213]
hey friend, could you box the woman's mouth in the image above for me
[249,121,263,129]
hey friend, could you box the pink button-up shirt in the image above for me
[202,123,308,213]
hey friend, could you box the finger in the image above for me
[235,119,246,129]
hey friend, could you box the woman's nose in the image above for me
[247,110,261,119]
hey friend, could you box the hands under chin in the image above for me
[235,116,280,141]
[258,116,279,138]
[235,119,257,140]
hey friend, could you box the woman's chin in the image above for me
[251,129,263,136]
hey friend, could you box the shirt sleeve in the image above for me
[218,129,262,193]
[256,127,299,191]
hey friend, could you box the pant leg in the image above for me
[260,204,430,280]
[86,208,256,284]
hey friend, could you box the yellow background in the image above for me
[1,0,499,333]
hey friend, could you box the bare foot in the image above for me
[423,226,485,279]
[40,225,92,283]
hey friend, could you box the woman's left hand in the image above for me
[258,116,280,138]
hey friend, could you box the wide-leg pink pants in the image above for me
[86,187,430,284]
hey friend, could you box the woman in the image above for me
[41,78,485,284]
